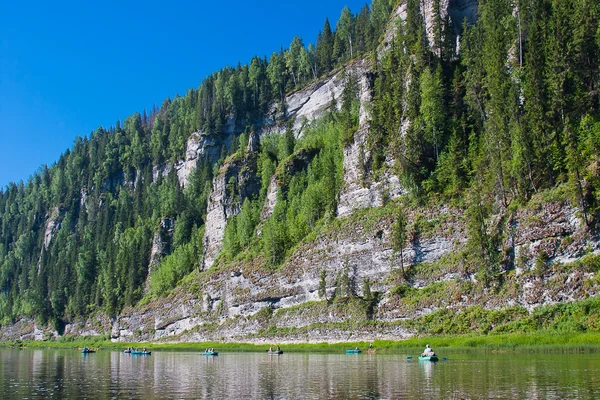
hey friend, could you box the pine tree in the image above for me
[337,6,355,60]
[317,18,334,74]
[420,64,446,163]
[285,36,304,88]
[267,50,286,103]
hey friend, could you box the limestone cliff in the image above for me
[202,139,261,269]
[108,198,599,343]
[8,193,594,343]
[261,59,370,138]
[382,0,478,54]
[148,217,175,271]
[152,116,237,187]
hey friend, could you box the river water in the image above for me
[1,348,599,399]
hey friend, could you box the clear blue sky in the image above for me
[0,0,369,188]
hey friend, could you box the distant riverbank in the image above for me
[3,332,600,353]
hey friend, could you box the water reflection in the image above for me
[1,349,600,399]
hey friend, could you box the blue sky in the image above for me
[0,0,369,188]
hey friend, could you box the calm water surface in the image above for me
[1,348,599,399]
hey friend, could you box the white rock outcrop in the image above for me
[382,0,479,54]
[152,116,237,187]
[261,59,373,139]
[202,169,233,270]
[202,146,261,269]
[148,217,174,270]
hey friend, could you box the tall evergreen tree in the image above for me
[317,18,334,75]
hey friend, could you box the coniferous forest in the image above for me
[1,0,599,334]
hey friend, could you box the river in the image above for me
[1,348,599,399]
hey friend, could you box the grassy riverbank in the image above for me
[3,332,600,353]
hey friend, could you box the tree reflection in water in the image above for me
[1,349,600,399]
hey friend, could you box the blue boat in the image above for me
[131,350,151,355]
[418,355,439,361]
[82,349,95,354]
[267,350,283,355]
[346,349,361,354]
[202,351,219,356]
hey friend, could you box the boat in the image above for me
[202,351,219,356]
[418,355,439,361]
[122,349,131,354]
[345,349,361,354]
[82,349,95,354]
[267,350,283,355]
[131,350,152,355]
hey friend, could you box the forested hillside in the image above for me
[1,0,600,341]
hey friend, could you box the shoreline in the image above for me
[3,332,600,353]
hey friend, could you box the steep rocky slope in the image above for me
[6,192,592,343]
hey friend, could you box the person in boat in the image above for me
[269,346,273,352]
[83,346,88,352]
[422,344,436,356]
[369,342,373,349]
[355,346,360,350]
[276,346,280,352]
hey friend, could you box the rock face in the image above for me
[509,202,595,268]
[262,59,373,139]
[337,153,405,218]
[42,207,61,250]
[261,176,278,221]
[175,132,209,188]
[337,122,405,218]
[37,207,62,274]
[202,150,261,270]
[382,0,479,54]
[9,195,591,344]
[141,0,480,276]
[338,0,480,217]
[153,116,237,187]
[176,117,237,187]
[119,200,598,342]
[148,217,175,271]
[104,204,466,342]
[337,59,404,217]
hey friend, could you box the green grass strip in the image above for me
[3,332,600,353]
